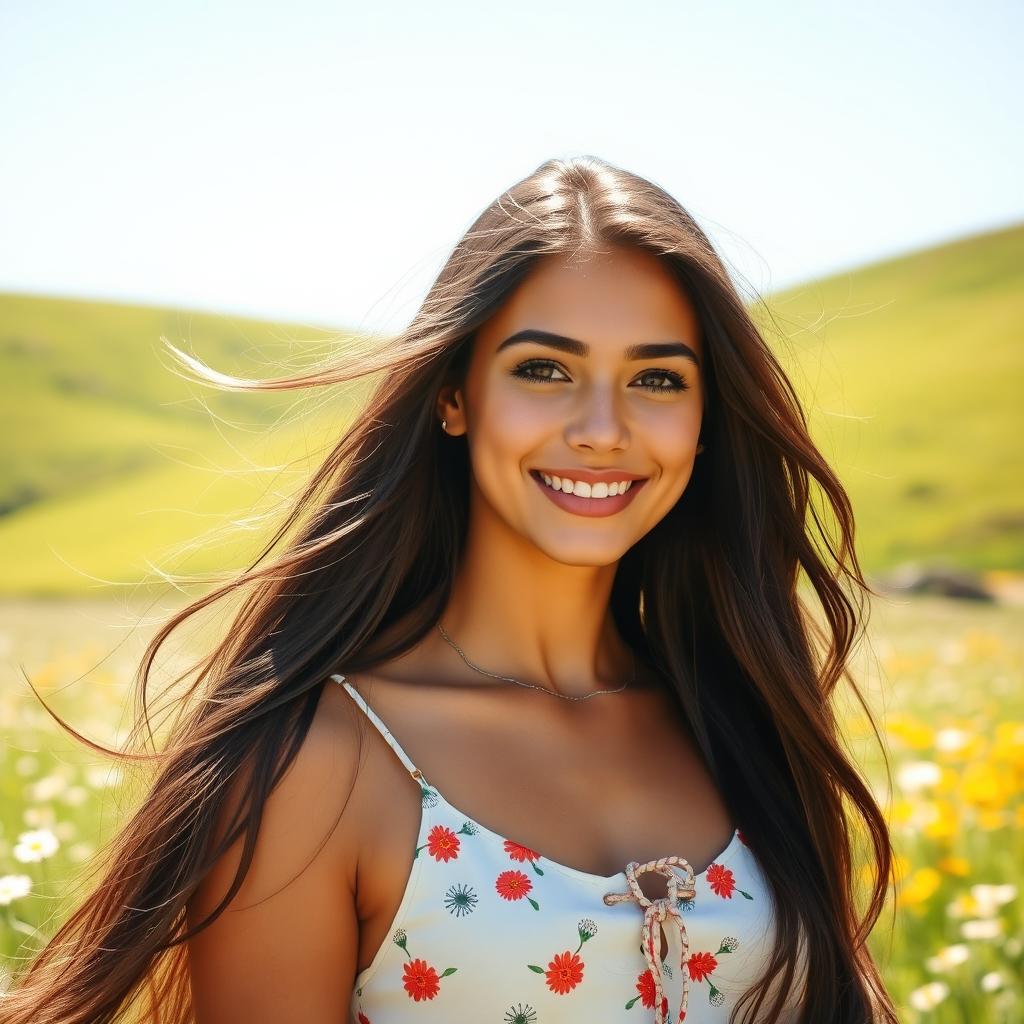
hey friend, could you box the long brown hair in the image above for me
[2,155,899,1023]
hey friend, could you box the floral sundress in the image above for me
[333,675,806,1023]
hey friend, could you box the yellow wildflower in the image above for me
[896,867,942,909]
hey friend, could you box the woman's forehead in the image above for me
[477,247,702,361]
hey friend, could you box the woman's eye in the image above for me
[509,359,570,384]
[635,369,690,393]
[509,359,689,393]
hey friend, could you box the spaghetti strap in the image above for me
[330,673,431,789]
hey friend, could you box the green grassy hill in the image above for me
[756,220,1023,571]
[0,297,367,593]
[1,220,1022,594]
[0,296,345,514]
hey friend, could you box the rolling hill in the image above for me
[753,220,1022,572]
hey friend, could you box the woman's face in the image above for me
[443,243,705,566]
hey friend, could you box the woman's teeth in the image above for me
[536,471,637,499]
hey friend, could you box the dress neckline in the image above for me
[335,674,742,888]
[428,784,742,888]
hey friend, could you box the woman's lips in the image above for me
[529,470,648,518]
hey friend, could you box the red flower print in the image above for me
[706,862,736,898]
[687,951,719,982]
[402,958,441,1001]
[504,838,546,876]
[426,824,461,863]
[504,839,541,864]
[357,1014,370,1024]
[637,967,657,1007]
[545,951,584,994]
[636,969,669,1015]
[496,869,533,900]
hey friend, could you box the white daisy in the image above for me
[969,883,1017,916]
[0,874,31,906]
[13,828,60,863]
[895,760,941,793]
[960,918,1004,940]
[908,981,949,1010]
[925,944,969,972]
[980,971,1004,992]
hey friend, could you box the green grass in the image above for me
[1,218,1022,594]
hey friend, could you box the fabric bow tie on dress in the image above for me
[603,855,697,1024]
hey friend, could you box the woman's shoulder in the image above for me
[282,676,379,870]
[186,679,370,1016]
[196,679,367,901]
[304,674,431,875]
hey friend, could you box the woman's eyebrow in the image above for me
[495,329,700,368]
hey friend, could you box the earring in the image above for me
[441,419,447,432]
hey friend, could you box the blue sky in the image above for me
[1,0,1021,334]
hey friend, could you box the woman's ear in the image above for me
[435,384,465,436]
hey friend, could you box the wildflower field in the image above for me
[0,589,1020,1021]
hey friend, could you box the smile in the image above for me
[529,469,649,518]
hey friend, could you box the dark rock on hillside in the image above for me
[872,563,996,602]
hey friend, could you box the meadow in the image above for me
[1,221,1022,1020]
[1,591,1020,1021]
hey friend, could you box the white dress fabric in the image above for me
[334,674,805,1024]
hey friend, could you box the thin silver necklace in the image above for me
[436,622,636,702]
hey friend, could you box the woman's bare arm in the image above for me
[187,684,363,1022]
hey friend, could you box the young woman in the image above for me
[3,155,898,1024]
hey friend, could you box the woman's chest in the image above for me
[354,686,736,971]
